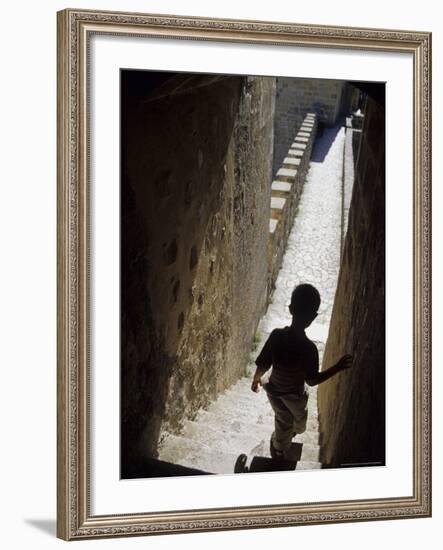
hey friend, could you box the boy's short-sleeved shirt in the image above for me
[255,327,319,396]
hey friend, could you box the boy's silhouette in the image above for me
[251,283,352,461]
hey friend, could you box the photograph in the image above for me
[55,7,431,540]
[120,70,386,479]
[1,0,438,547]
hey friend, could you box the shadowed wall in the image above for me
[317,90,386,467]
[121,72,275,474]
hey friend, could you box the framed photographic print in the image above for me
[57,8,431,540]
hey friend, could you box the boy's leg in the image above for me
[280,393,309,435]
[266,394,295,452]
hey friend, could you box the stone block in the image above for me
[271,196,286,210]
[287,148,304,158]
[271,181,291,192]
[283,157,301,167]
[276,167,298,179]
[291,142,307,151]
[269,218,278,234]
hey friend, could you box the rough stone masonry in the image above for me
[120,72,275,472]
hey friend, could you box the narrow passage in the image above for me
[159,125,347,473]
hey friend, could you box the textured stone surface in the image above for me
[121,72,275,472]
[317,94,385,467]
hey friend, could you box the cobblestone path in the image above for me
[159,125,347,474]
[261,125,345,344]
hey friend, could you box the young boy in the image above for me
[251,283,352,460]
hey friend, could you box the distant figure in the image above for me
[251,284,352,461]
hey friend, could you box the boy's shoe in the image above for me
[270,438,285,461]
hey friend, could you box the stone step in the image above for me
[161,420,320,468]
[283,157,301,167]
[200,390,273,415]
[159,434,240,474]
[196,408,319,447]
[160,433,321,474]
[271,196,286,210]
[208,394,274,420]
[287,148,304,158]
[291,142,307,150]
[183,420,266,454]
[296,460,322,470]
[300,443,321,462]
[234,385,319,414]
[203,396,269,422]
[269,218,278,234]
[293,136,309,143]
[276,167,298,181]
[271,180,292,192]
[194,412,272,443]
[203,391,317,421]
[208,400,319,434]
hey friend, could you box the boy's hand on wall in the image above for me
[336,354,353,371]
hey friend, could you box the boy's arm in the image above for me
[251,365,268,392]
[251,332,274,392]
[306,354,353,386]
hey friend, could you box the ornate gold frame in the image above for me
[57,8,431,540]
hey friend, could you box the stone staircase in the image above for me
[158,340,323,473]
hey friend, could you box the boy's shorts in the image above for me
[265,388,309,452]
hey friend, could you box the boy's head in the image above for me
[289,284,321,327]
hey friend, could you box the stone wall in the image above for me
[317,92,385,467]
[273,78,349,175]
[120,72,275,473]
